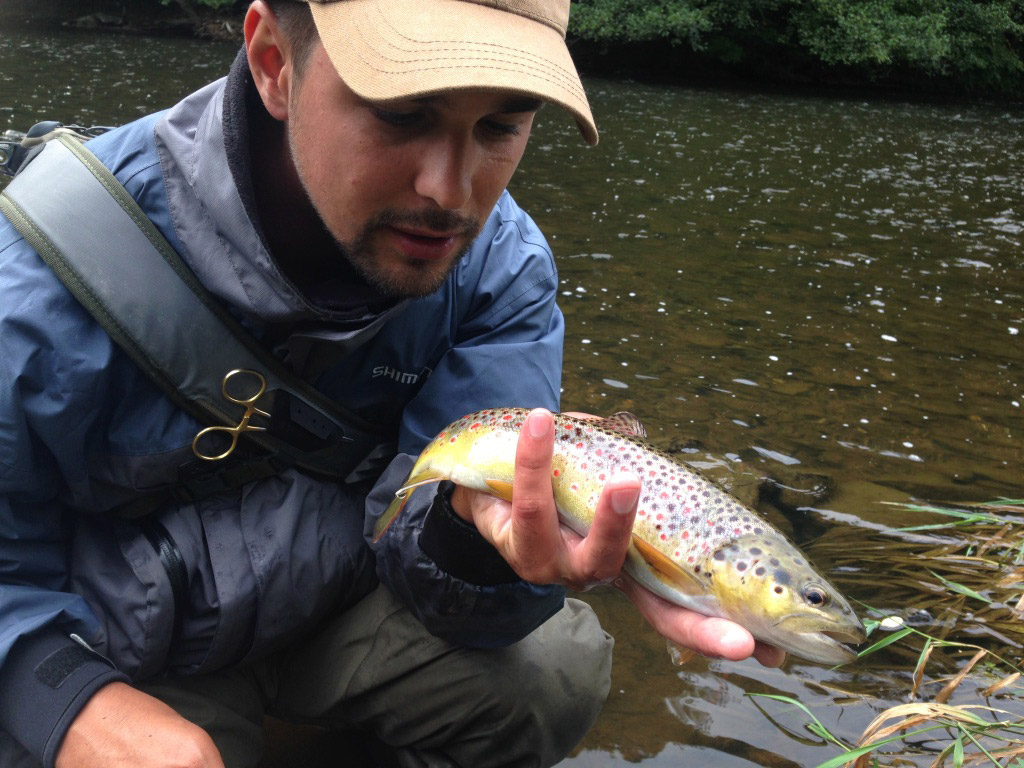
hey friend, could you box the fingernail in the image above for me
[610,486,639,516]
[527,409,551,439]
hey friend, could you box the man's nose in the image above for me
[414,137,474,211]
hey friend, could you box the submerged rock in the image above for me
[69,12,126,29]
[760,470,836,511]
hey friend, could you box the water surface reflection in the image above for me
[517,83,1021,498]
[514,80,1022,767]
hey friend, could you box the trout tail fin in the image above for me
[371,472,444,544]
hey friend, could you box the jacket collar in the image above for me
[154,49,400,330]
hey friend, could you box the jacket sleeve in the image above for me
[366,196,569,648]
[0,233,129,766]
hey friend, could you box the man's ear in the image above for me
[245,1,292,121]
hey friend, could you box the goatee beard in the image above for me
[341,208,481,299]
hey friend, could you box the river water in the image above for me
[2,19,1022,768]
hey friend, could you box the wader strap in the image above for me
[140,518,189,646]
[0,135,395,482]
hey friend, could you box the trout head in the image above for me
[705,533,865,665]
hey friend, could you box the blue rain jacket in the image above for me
[0,55,564,766]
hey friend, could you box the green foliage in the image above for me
[749,623,1024,767]
[569,0,714,48]
[126,0,1024,95]
[568,0,1024,95]
[792,0,951,69]
[945,0,1024,91]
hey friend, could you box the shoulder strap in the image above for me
[0,134,394,483]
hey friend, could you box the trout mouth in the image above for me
[818,628,867,661]
[772,615,867,665]
[823,627,868,646]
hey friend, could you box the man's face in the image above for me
[285,43,539,299]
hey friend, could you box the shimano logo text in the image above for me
[373,365,430,385]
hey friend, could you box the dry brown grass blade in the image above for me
[857,703,983,744]
[847,702,1021,768]
[981,671,1021,698]
[975,524,1013,557]
[995,567,1024,589]
[935,649,988,704]
[982,503,1024,515]
[856,708,966,749]
[854,709,973,768]
[961,744,1024,767]
[915,580,953,595]
[912,642,936,699]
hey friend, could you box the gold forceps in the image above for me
[192,369,271,461]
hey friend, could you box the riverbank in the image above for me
[4,1,1020,102]
[0,0,240,42]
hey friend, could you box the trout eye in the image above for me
[802,585,830,608]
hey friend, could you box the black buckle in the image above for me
[175,452,293,502]
[267,390,353,451]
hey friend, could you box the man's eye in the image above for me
[372,108,424,128]
[482,119,521,137]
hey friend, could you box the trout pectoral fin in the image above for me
[484,479,515,502]
[666,641,698,666]
[371,472,445,544]
[631,535,705,596]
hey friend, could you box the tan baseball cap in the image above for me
[304,0,598,145]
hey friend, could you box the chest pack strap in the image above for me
[0,134,395,487]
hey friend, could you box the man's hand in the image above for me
[616,572,786,666]
[56,682,224,768]
[450,408,785,667]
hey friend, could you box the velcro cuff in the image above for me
[420,481,520,586]
[0,630,128,768]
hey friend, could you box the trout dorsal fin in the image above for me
[601,412,648,439]
[631,535,704,596]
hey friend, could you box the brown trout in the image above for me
[374,408,865,664]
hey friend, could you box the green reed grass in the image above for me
[750,499,1024,768]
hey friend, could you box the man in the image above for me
[0,1,782,766]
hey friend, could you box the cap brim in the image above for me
[309,0,598,145]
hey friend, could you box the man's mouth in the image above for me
[387,226,464,261]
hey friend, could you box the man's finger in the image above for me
[752,642,787,668]
[571,474,640,584]
[508,408,561,576]
[616,574,759,662]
